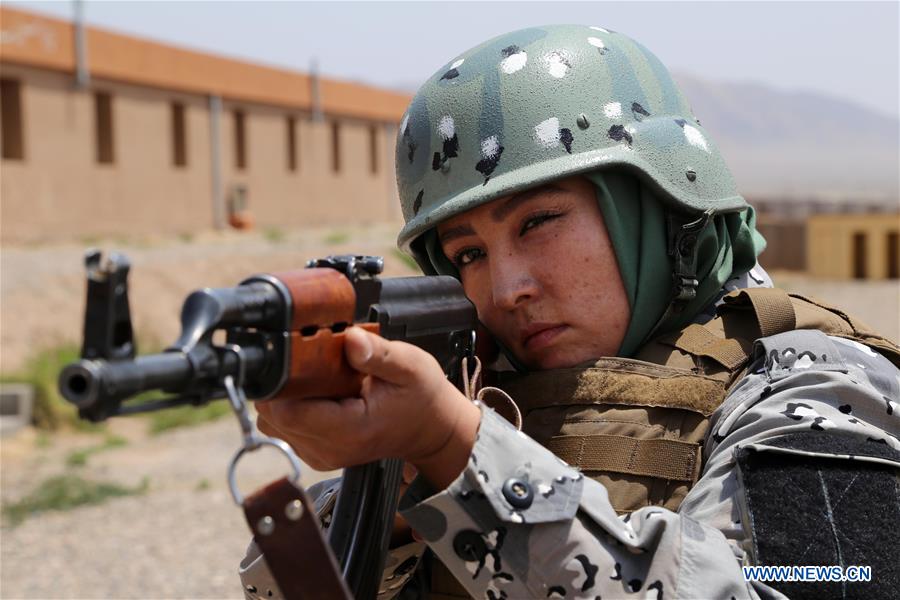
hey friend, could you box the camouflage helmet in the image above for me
[395,24,746,269]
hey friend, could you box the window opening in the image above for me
[887,231,899,279]
[234,109,246,170]
[1,78,24,160]
[852,232,867,279]
[368,124,378,175]
[286,115,297,172]
[331,120,341,173]
[171,102,187,167]
[95,91,114,164]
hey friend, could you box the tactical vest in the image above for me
[426,287,900,599]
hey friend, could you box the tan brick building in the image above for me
[807,213,900,280]
[0,6,411,243]
[752,199,900,280]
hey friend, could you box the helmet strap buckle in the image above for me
[666,208,715,304]
[643,208,715,345]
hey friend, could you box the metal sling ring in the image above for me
[227,436,303,506]
[221,344,303,506]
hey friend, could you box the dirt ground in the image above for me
[0,227,898,599]
[0,415,341,599]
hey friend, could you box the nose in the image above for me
[490,253,538,311]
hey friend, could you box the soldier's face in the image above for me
[437,175,630,370]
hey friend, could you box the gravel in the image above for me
[1,417,340,600]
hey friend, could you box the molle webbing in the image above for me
[546,434,701,482]
[660,287,900,380]
[669,325,751,372]
[498,361,726,514]
[498,359,725,417]
[668,288,795,372]
[787,293,900,369]
[725,287,797,337]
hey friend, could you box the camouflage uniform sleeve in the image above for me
[680,330,900,598]
[238,477,428,600]
[399,330,900,599]
[399,405,757,599]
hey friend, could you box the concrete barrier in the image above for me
[0,383,34,437]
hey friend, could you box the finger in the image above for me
[265,395,370,439]
[402,462,418,484]
[256,401,296,438]
[255,409,284,439]
[261,398,372,469]
[344,326,423,386]
[257,404,334,469]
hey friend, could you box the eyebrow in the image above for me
[489,184,565,222]
[437,224,476,245]
[437,183,566,245]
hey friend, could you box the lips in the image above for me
[521,323,568,351]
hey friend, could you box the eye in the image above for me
[520,211,561,235]
[452,247,485,268]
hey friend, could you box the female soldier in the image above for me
[243,25,900,599]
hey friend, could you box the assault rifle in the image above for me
[58,250,478,600]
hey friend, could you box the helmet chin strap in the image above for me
[645,208,716,343]
[496,337,530,373]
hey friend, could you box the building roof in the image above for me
[0,6,411,123]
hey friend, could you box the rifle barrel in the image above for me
[59,345,266,420]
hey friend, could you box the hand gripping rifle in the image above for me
[58,250,478,600]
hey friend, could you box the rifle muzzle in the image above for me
[59,352,193,420]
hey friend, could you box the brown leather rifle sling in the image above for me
[224,367,352,600]
[244,478,352,600]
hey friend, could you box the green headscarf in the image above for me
[419,169,766,361]
[587,171,766,357]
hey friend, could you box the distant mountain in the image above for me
[389,75,899,201]
[673,73,899,200]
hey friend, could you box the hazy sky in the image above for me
[8,1,900,118]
